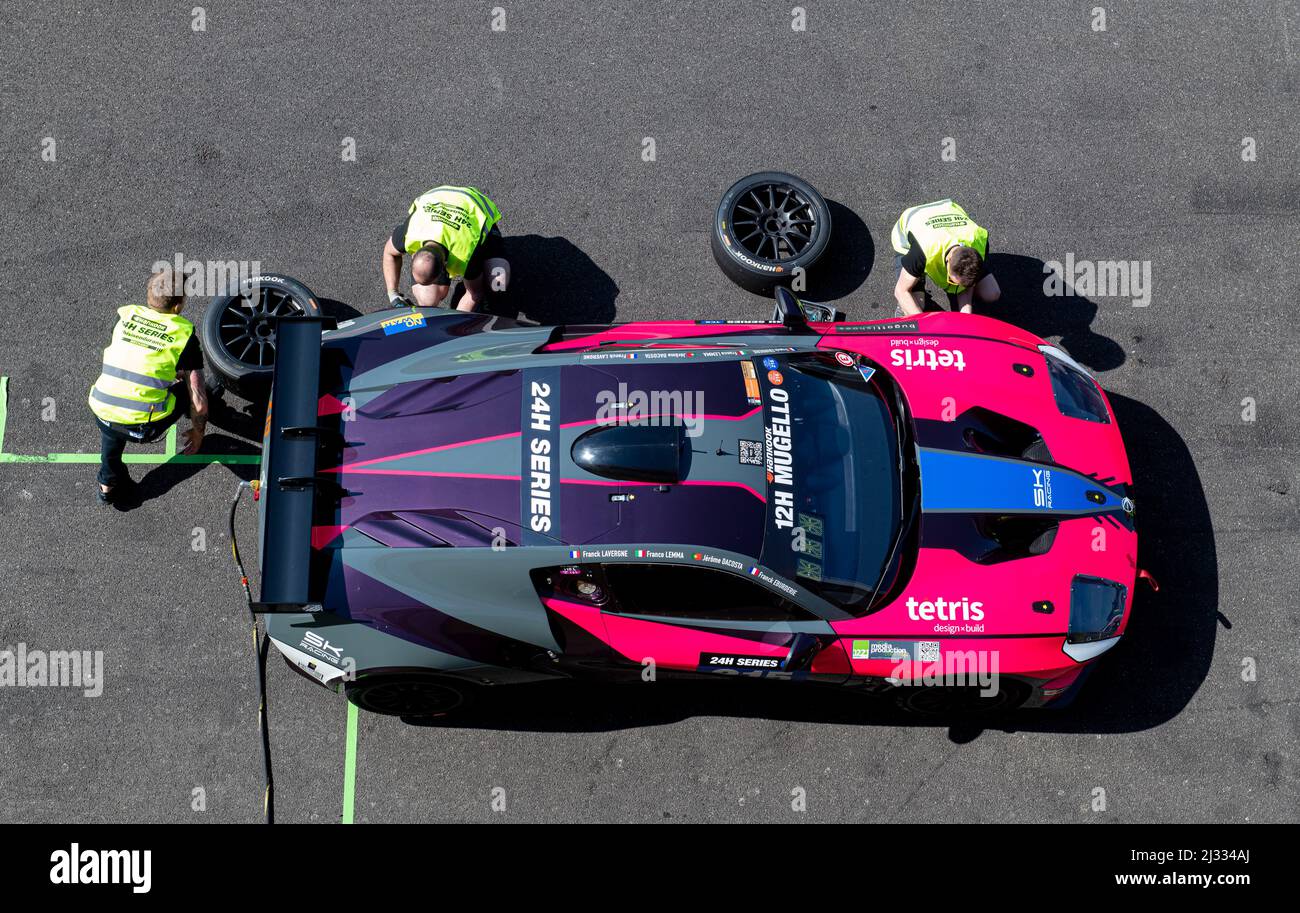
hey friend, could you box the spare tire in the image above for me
[199,273,322,400]
[710,171,832,294]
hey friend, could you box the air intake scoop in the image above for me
[571,423,691,484]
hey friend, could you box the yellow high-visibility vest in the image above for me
[891,199,989,294]
[88,304,192,424]
[402,185,502,278]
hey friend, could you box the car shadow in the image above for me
[402,393,1214,741]
[805,199,873,301]
[195,387,268,446]
[318,296,363,323]
[460,234,619,326]
[980,252,1126,371]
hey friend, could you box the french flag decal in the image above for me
[749,566,762,576]
[569,550,581,559]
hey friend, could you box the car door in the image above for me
[597,562,850,682]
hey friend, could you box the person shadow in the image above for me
[109,432,258,509]
[450,234,619,326]
[981,252,1126,371]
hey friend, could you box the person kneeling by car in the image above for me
[87,268,208,505]
[382,184,510,312]
[891,198,1001,317]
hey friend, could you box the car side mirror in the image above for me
[772,287,812,333]
[771,287,843,330]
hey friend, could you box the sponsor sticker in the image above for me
[850,640,942,662]
[762,356,779,370]
[1031,468,1054,508]
[380,311,426,335]
[835,321,919,333]
[525,377,558,540]
[699,652,783,670]
[834,351,854,367]
[740,360,761,403]
[299,630,345,666]
[888,347,966,371]
[857,365,876,384]
[767,370,784,386]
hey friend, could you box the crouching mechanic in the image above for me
[891,198,1000,316]
[382,185,510,312]
[87,268,208,505]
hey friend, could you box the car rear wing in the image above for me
[254,316,333,613]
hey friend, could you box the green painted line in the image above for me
[0,451,260,465]
[0,376,8,456]
[342,701,359,824]
[0,376,259,466]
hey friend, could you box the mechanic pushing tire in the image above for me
[199,274,322,400]
[344,674,472,719]
[710,171,832,294]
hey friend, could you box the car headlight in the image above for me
[1062,575,1127,661]
[1039,345,1111,424]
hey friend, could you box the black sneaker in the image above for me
[96,477,135,505]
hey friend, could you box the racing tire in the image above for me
[344,674,472,719]
[891,679,1030,715]
[710,171,833,294]
[199,273,322,400]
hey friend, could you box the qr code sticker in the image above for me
[918,641,940,662]
[738,439,764,465]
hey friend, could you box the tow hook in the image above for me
[1138,568,1159,591]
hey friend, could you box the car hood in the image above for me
[822,314,1137,640]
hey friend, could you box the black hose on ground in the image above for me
[228,479,274,824]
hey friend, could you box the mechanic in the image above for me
[890,198,1000,316]
[87,268,208,505]
[382,185,509,312]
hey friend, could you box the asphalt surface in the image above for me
[1,0,1297,823]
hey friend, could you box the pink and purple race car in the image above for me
[255,289,1139,716]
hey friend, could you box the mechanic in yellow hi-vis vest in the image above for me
[381,185,510,312]
[891,199,1001,316]
[87,268,209,506]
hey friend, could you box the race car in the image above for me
[253,287,1138,716]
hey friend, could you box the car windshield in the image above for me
[756,351,905,615]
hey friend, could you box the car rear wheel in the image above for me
[199,273,321,400]
[710,171,833,294]
[344,674,471,718]
[892,680,1029,715]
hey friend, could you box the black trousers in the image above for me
[94,383,190,487]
